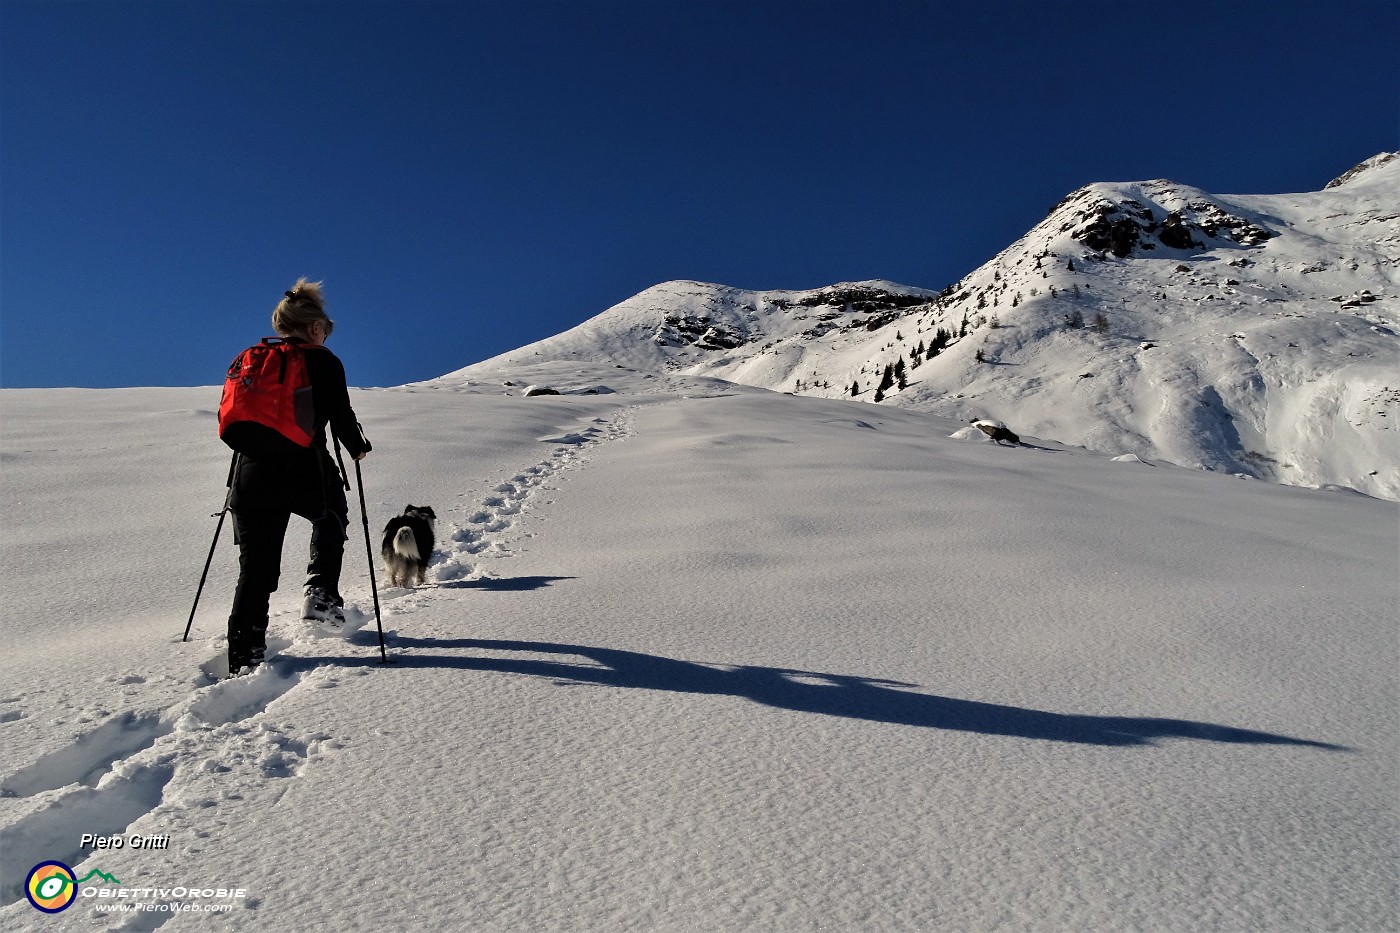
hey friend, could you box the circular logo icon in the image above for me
[26,861,77,913]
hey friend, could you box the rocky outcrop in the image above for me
[1326,151,1399,189]
[1063,188,1275,257]
[654,313,748,351]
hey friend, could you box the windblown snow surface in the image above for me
[1,368,1395,931]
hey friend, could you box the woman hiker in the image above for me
[225,279,370,674]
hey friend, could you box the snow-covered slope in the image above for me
[1,379,1395,930]
[443,279,939,387]
[445,155,1400,499]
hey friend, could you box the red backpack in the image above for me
[218,338,321,458]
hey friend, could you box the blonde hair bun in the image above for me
[272,278,329,337]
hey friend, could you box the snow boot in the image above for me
[227,615,267,676]
[302,586,346,631]
[227,645,264,678]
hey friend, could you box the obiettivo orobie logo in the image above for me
[24,862,121,913]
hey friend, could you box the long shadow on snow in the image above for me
[434,576,575,591]
[384,638,1345,750]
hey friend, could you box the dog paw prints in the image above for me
[433,556,474,583]
[423,409,636,587]
[449,525,495,554]
[481,495,520,518]
[173,720,344,819]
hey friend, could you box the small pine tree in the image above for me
[1067,258,1076,272]
[975,348,986,363]
[1093,312,1110,334]
[929,327,952,356]
[873,386,885,402]
[851,380,860,396]
[878,363,895,393]
[1065,308,1085,329]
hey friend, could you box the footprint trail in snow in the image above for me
[384,411,634,605]
[0,409,635,909]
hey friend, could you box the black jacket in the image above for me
[229,342,368,516]
[300,344,370,458]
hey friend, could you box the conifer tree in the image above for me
[929,327,953,356]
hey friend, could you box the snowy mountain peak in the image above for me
[443,158,1399,499]
[1325,150,1399,189]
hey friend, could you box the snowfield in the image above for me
[1,368,1395,931]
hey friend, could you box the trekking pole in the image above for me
[337,428,389,664]
[353,457,390,664]
[184,453,239,642]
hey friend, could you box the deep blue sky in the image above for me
[2,0,1396,388]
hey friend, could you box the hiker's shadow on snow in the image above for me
[434,576,576,591]
[385,639,1346,750]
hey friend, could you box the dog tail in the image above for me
[392,526,420,561]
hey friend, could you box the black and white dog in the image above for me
[381,505,437,588]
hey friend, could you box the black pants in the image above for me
[227,450,348,669]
